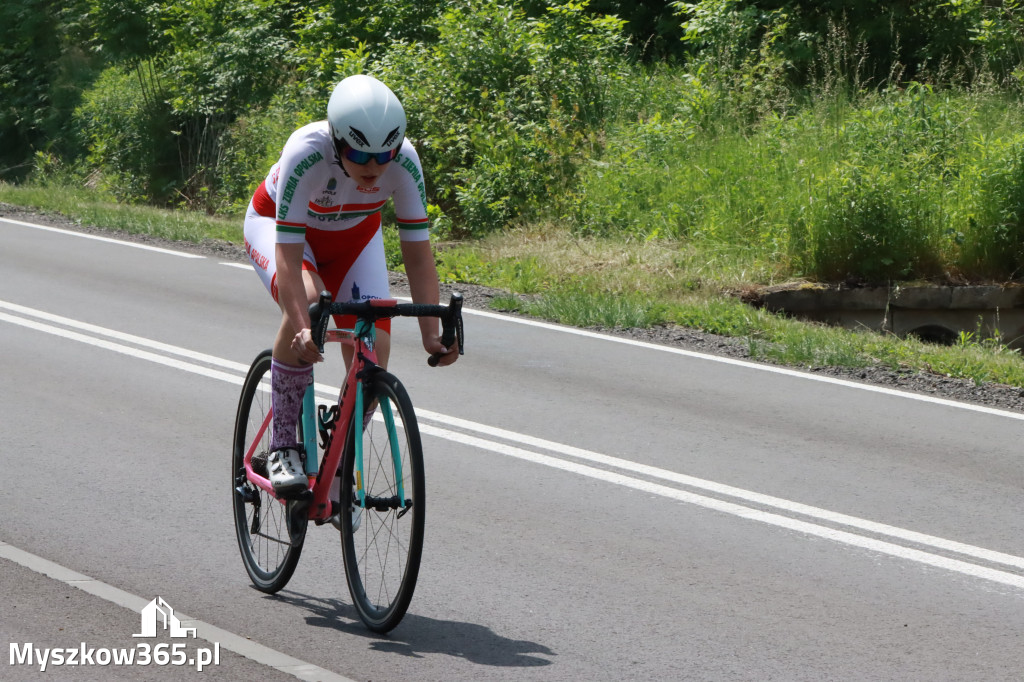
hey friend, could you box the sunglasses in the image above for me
[339,144,400,165]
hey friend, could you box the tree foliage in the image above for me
[8,0,1024,250]
[0,0,98,178]
[377,0,629,233]
[673,0,1017,88]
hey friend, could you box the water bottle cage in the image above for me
[317,403,339,451]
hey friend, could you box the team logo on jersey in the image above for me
[327,178,337,191]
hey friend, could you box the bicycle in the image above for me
[232,291,464,633]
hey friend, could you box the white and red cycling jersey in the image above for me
[243,120,430,331]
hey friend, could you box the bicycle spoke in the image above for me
[232,350,303,593]
[341,372,424,632]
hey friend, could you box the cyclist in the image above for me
[243,74,459,499]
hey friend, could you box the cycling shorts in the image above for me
[243,202,392,334]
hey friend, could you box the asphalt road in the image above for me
[2,216,1024,681]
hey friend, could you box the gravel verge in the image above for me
[6,202,1024,414]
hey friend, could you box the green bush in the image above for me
[673,0,986,87]
[73,66,179,204]
[793,85,963,282]
[378,0,628,235]
[215,93,320,214]
[574,80,1024,285]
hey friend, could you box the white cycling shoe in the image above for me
[267,447,307,498]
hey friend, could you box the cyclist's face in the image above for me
[341,156,391,190]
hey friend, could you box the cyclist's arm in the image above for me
[271,127,333,364]
[401,239,458,366]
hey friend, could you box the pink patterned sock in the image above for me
[270,358,313,452]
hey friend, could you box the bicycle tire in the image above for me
[340,371,425,633]
[232,349,305,592]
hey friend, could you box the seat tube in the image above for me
[354,380,366,507]
[302,380,318,477]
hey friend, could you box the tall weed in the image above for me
[957,134,1024,280]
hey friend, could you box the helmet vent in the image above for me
[383,126,402,148]
[348,126,370,148]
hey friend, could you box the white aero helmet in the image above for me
[327,75,406,159]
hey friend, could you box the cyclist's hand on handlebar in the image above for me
[423,336,459,367]
[292,328,324,364]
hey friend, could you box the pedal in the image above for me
[280,488,313,502]
[285,500,310,546]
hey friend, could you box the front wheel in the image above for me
[232,350,305,592]
[340,371,425,633]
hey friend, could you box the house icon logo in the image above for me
[133,597,197,639]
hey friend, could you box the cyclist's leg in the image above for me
[244,207,328,359]
[244,211,324,491]
[269,265,327,364]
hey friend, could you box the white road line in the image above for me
[0,541,355,682]
[3,300,1023,592]
[17,207,997,423]
[2,217,205,258]
[417,423,1024,591]
[416,408,1024,572]
[393,297,1024,422]
[0,311,244,385]
[0,299,249,372]
[3,213,1020,421]
[438,303,1024,422]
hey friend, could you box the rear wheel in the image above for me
[232,350,305,592]
[340,371,425,633]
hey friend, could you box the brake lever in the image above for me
[428,292,464,367]
[309,290,333,352]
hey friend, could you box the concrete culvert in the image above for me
[908,324,957,346]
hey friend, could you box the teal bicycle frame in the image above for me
[298,316,407,514]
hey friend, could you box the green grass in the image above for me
[0,183,242,243]
[434,228,1024,387]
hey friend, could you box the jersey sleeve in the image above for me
[273,129,332,244]
[391,141,431,242]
